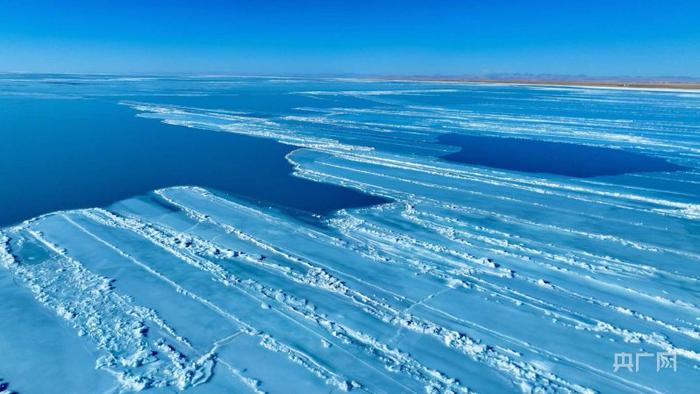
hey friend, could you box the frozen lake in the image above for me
[1,75,699,393]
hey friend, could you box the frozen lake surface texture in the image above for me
[1,76,699,393]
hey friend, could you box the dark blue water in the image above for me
[0,98,388,227]
[438,134,685,177]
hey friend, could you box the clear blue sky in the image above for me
[1,0,698,76]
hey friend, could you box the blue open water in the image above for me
[0,97,388,227]
[438,133,685,177]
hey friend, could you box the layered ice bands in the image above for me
[1,80,699,393]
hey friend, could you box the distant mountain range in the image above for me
[3,72,699,89]
[355,73,700,89]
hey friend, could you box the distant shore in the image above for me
[382,77,700,90]
[3,73,699,91]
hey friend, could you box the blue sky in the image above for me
[1,0,698,76]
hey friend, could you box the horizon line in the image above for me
[2,71,700,81]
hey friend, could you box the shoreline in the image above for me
[374,77,700,91]
[3,72,700,91]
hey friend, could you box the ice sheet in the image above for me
[1,78,699,393]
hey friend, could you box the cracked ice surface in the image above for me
[1,80,700,393]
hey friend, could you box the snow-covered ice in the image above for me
[1,77,699,393]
